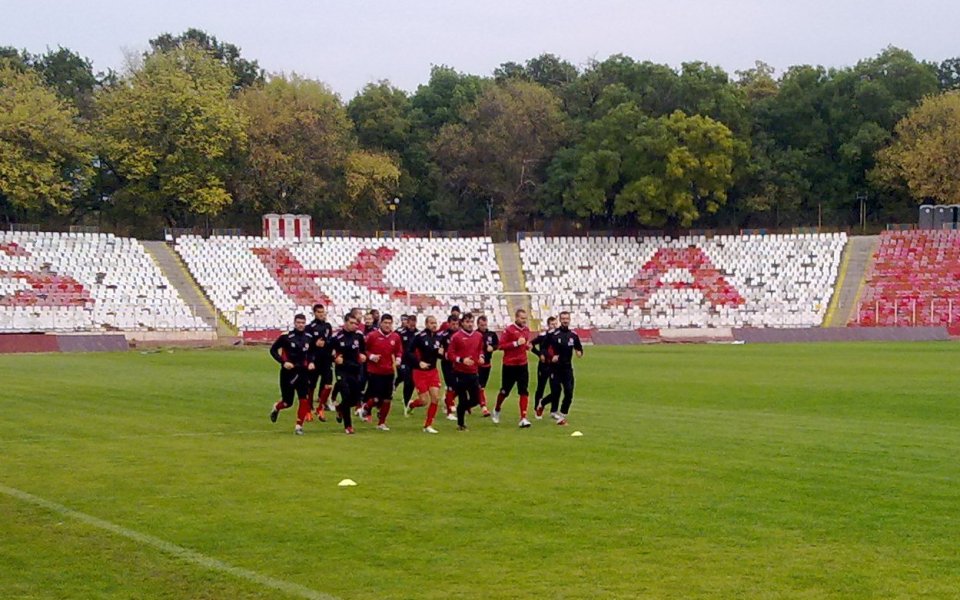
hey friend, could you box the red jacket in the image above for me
[364,329,403,375]
[447,329,485,375]
[499,323,531,366]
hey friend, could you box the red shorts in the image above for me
[412,368,441,393]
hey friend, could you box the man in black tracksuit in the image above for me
[394,314,418,408]
[531,316,558,418]
[545,311,583,426]
[331,313,367,434]
[306,303,334,421]
[268,314,317,435]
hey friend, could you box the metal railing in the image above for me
[854,298,959,327]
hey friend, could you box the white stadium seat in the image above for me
[0,232,210,333]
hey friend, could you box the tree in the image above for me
[553,103,736,227]
[0,62,92,221]
[342,150,401,223]
[148,28,264,91]
[97,45,247,227]
[431,80,568,226]
[235,74,353,215]
[874,91,960,204]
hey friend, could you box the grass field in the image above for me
[2,342,960,599]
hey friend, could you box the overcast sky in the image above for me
[3,0,958,98]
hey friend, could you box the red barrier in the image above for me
[573,328,594,342]
[636,328,661,339]
[242,329,282,344]
[948,326,960,337]
[0,333,61,353]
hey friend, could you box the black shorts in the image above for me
[500,364,529,397]
[280,368,310,405]
[478,366,492,388]
[365,373,394,401]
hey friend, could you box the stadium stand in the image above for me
[174,235,508,330]
[519,233,846,329]
[853,230,960,326]
[0,232,210,332]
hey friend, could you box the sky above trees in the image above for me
[4,0,960,98]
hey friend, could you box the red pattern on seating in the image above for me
[605,247,744,309]
[252,246,442,308]
[852,231,960,326]
[1,242,93,307]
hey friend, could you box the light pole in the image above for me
[857,191,868,232]
[487,198,493,236]
[389,197,400,236]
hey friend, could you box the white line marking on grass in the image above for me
[0,484,339,600]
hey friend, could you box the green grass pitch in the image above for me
[1,342,959,599]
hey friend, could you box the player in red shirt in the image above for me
[360,314,403,431]
[446,312,486,430]
[495,308,533,428]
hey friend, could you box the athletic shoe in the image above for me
[446,413,458,421]
[326,399,336,412]
[457,425,468,431]
[481,408,491,418]
[316,411,327,423]
[556,418,568,426]
[304,412,313,422]
[335,412,343,424]
[423,426,439,434]
[377,424,390,431]
[519,418,532,428]
[294,426,304,435]
[550,412,562,421]
[491,410,501,424]
[345,427,355,435]
[403,403,412,417]
[534,403,544,419]
[269,408,279,423]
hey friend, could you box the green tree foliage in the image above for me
[235,74,353,215]
[148,28,264,91]
[431,80,568,225]
[874,91,960,205]
[0,62,92,220]
[96,45,247,226]
[554,104,735,227]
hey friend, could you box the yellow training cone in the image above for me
[571,431,584,437]
[338,479,358,487]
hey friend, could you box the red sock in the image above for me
[478,389,487,407]
[495,392,506,412]
[274,401,287,411]
[296,398,309,426]
[410,398,426,409]
[444,389,456,413]
[363,398,377,412]
[319,387,332,406]
[425,402,439,427]
[378,401,391,425]
[519,395,529,419]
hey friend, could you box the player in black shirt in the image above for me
[268,314,317,435]
[436,315,461,420]
[531,316,558,418]
[331,313,367,434]
[305,304,334,421]
[476,315,497,418]
[545,311,584,426]
[394,314,418,408]
[403,315,445,433]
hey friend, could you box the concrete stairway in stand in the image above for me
[142,240,236,339]
[494,242,529,321]
[824,235,878,327]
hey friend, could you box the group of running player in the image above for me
[267,305,584,435]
